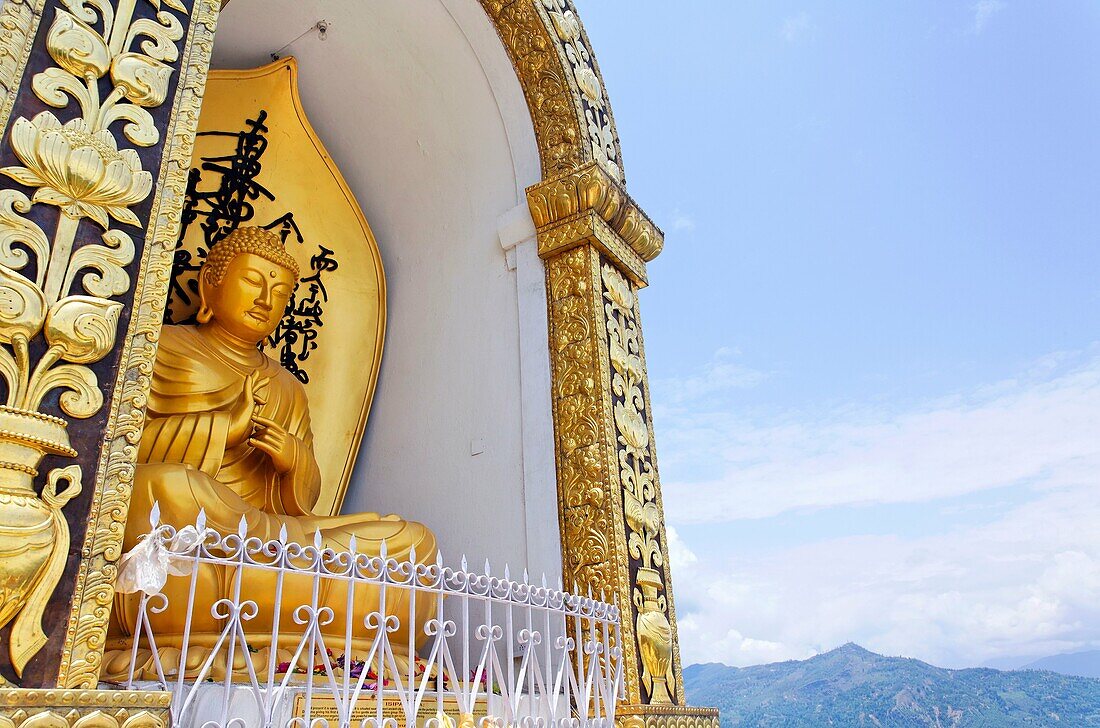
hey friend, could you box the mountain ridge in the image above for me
[1022,649,1100,679]
[684,643,1100,727]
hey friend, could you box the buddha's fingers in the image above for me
[251,414,284,432]
[249,435,277,454]
[251,425,287,447]
[252,376,271,406]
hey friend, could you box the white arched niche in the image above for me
[211,0,561,582]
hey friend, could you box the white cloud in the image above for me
[652,347,766,407]
[670,209,696,232]
[666,526,698,568]
[673,486,1100,668]
[781,12,813,44]
[662,354,1100,523]
[971,0,1005,34]
[660,349,1100,668]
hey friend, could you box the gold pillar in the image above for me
[530,163,719,728]
[0,0,219,721]
[477,13,713,717]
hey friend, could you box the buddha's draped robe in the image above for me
[118,325,436,661]
[130,325,434,551]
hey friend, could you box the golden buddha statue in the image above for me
[106,227,436,679]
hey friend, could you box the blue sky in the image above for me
[576,1,1100,669]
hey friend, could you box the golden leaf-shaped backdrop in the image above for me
[165,58,386,517]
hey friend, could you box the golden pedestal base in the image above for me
[617,704,720,728]
[0,689,170,727]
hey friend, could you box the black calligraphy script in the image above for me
[166,110,338,383]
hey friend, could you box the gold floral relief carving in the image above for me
[537,0,622,182]
[601,261,681,705]
[0,0,188,680]
[546,244,642,705]
[479,0,622,182]
[0,0,217,688]
[633,301,687,707]
[480,0,581,179]
[58,0,221,688]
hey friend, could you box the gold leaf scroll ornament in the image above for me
[0,0,178,679]
[602,262,676,704]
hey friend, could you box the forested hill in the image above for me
[683,643,1100,727]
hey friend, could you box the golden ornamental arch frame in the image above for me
[479,4,716,726]
[212,1,685,713]
[0,0,717,725]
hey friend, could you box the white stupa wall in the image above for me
[211,0,561,582]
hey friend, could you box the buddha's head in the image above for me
[197,227,300,345]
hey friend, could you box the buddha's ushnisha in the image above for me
[112,227,436,673]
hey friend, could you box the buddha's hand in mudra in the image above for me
[249,414,303,474]
[227,372,269,447]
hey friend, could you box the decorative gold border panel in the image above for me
[0,0,221,689]
[56,0,222,689]
[618,705,721,728]
[0,0,43,130]
[0,689,169,727]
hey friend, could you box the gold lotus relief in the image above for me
[0,0,186,681]
[602,260,634,311]
[544,7,600,103]
[614,399,649,454]
[5,112,152,229]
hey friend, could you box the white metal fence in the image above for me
[111,509,623,728]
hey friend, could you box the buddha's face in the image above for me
[202,252,296,343]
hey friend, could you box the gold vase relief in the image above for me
[0,0,187,681]
[602,262,676,704]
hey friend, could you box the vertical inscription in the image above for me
[166,110,341,383]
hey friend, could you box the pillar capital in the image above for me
[527,162,663,287]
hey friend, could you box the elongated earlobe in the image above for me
[197,269,214,324]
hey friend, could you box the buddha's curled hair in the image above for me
[204,227,301,283]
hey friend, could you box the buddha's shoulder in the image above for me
[155,326,235,375]
[157,324,200,350]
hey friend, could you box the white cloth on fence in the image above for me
[115,525,206,595]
